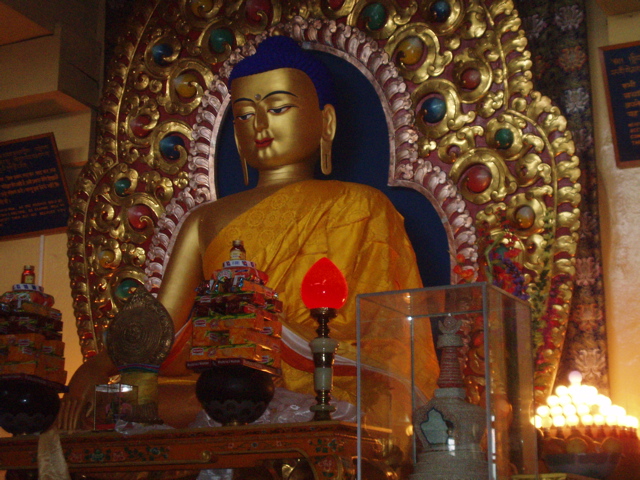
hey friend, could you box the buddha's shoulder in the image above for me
[180,181,391,227]
[180,187,276,231]
[173,197,230,233]
[303,179,385,196]
[177,200,219,225]
[304,180,392,205]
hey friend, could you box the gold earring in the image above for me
[241,156,249,185]
[320,138,332,175]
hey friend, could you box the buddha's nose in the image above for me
[255,109,268,131]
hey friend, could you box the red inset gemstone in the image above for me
[465,165,492,193]
[130,115,152,137]
[246,0,272,23]
[127,204,154,230]
[460,68,482,90]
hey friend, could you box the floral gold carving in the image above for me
[69,0,581,403]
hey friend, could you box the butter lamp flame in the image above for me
[301,257,347,421]
[301,257,348,309]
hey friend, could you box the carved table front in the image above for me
[0,421,390,479]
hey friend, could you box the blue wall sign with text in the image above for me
[601,41,640,168]
[0,133,70,240]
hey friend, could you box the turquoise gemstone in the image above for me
[114,178,131,196]
[209,29,234,54]
[152,43,173,66]
[430,0,451,22]
[115,278,141,301]
[495,128,514,149]
[362,3,386,31]
[421,96,447,123]
[159,135,185,160]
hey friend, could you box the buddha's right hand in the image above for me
[57,395,92,432]
[56,351,117,432]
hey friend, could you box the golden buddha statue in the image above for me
[59,36,438,430]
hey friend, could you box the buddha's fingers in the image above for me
[57,397,92,432]
[56,397,77,431]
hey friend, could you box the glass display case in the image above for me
[356,282,538,480]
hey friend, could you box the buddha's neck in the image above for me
[255,161,316,188]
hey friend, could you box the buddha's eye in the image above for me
[235,112,255,121]
[269,105,292,115]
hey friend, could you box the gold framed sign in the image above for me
[600,40,640,168]
[0,133,70,239]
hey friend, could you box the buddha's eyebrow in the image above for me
[232,90,296,105]
[233,97,254,105]
[263,90,297,100]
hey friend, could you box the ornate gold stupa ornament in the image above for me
[68,0,581,405]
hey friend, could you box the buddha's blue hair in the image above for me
[229,36,336,108]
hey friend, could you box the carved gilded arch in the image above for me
[68,0,581,403]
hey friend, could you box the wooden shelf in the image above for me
[0,421,389,479]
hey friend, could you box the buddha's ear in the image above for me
[320,104,336,175]
[321,104,337,142]
[233,130,250,186]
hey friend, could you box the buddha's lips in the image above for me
[255,137,273,148]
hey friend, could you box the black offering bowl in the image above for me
[0,374,67,435]
[195,363,275,426]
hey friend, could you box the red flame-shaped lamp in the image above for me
[301,257,348,421]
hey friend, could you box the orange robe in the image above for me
[202,180,439,404]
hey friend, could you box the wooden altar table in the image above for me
[0,421,389,479]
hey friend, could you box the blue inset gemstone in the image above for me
[430,0,451,23]
[159,135,185,160]
[421,96,447,124]
[152,43,173,66]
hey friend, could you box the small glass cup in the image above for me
[93,383,137,430]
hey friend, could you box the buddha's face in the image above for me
[231,68,335,171]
